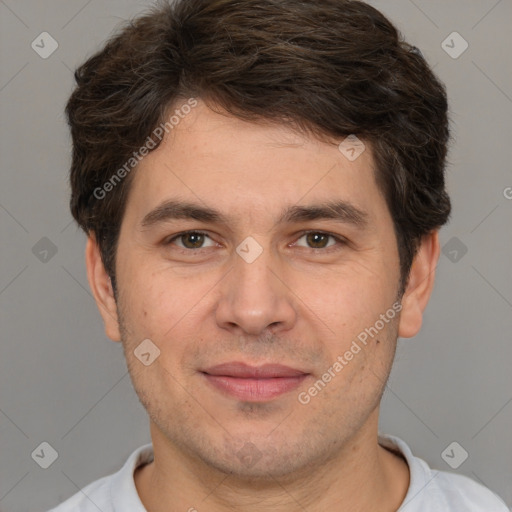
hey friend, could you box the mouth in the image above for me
[201,362,310,402]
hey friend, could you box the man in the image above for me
[50,0,508,510]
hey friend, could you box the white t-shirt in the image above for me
[48,434,509,511]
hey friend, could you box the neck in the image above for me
[134,413,409,512]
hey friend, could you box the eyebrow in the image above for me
[141,199,368,229]
[281,201,368,228]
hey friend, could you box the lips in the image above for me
[202,362,309,401]
[204,362,307,378]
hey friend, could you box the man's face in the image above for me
[105,100,406,477]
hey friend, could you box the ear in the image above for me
[398,231,440,339]
[85,235,122,342]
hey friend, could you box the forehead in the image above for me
[124,100,389,229]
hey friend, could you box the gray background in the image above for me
[1,0,511,510]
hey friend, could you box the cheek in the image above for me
[118,262,213,343]
[298,270,396,345]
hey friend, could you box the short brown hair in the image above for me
[66,0,451,293]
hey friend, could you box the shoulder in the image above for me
[379,434,509,512]
[47,474,113,512]
[47,444,153,512]
[428,470,509,511]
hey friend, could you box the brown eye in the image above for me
[180,233,205,248]
[295,232,340,250]
[167,231,214,249]
[305,232,331,249]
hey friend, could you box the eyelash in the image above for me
[164,230,347,253]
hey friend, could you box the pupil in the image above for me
[307,233,327,248]
[184,233,204,248]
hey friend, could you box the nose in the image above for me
[214,246,298,336]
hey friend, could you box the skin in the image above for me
[86,99,440,511]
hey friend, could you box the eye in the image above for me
[165,231,216,250]
[294,231,345,250]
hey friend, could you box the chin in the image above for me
[189,431,329,481]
